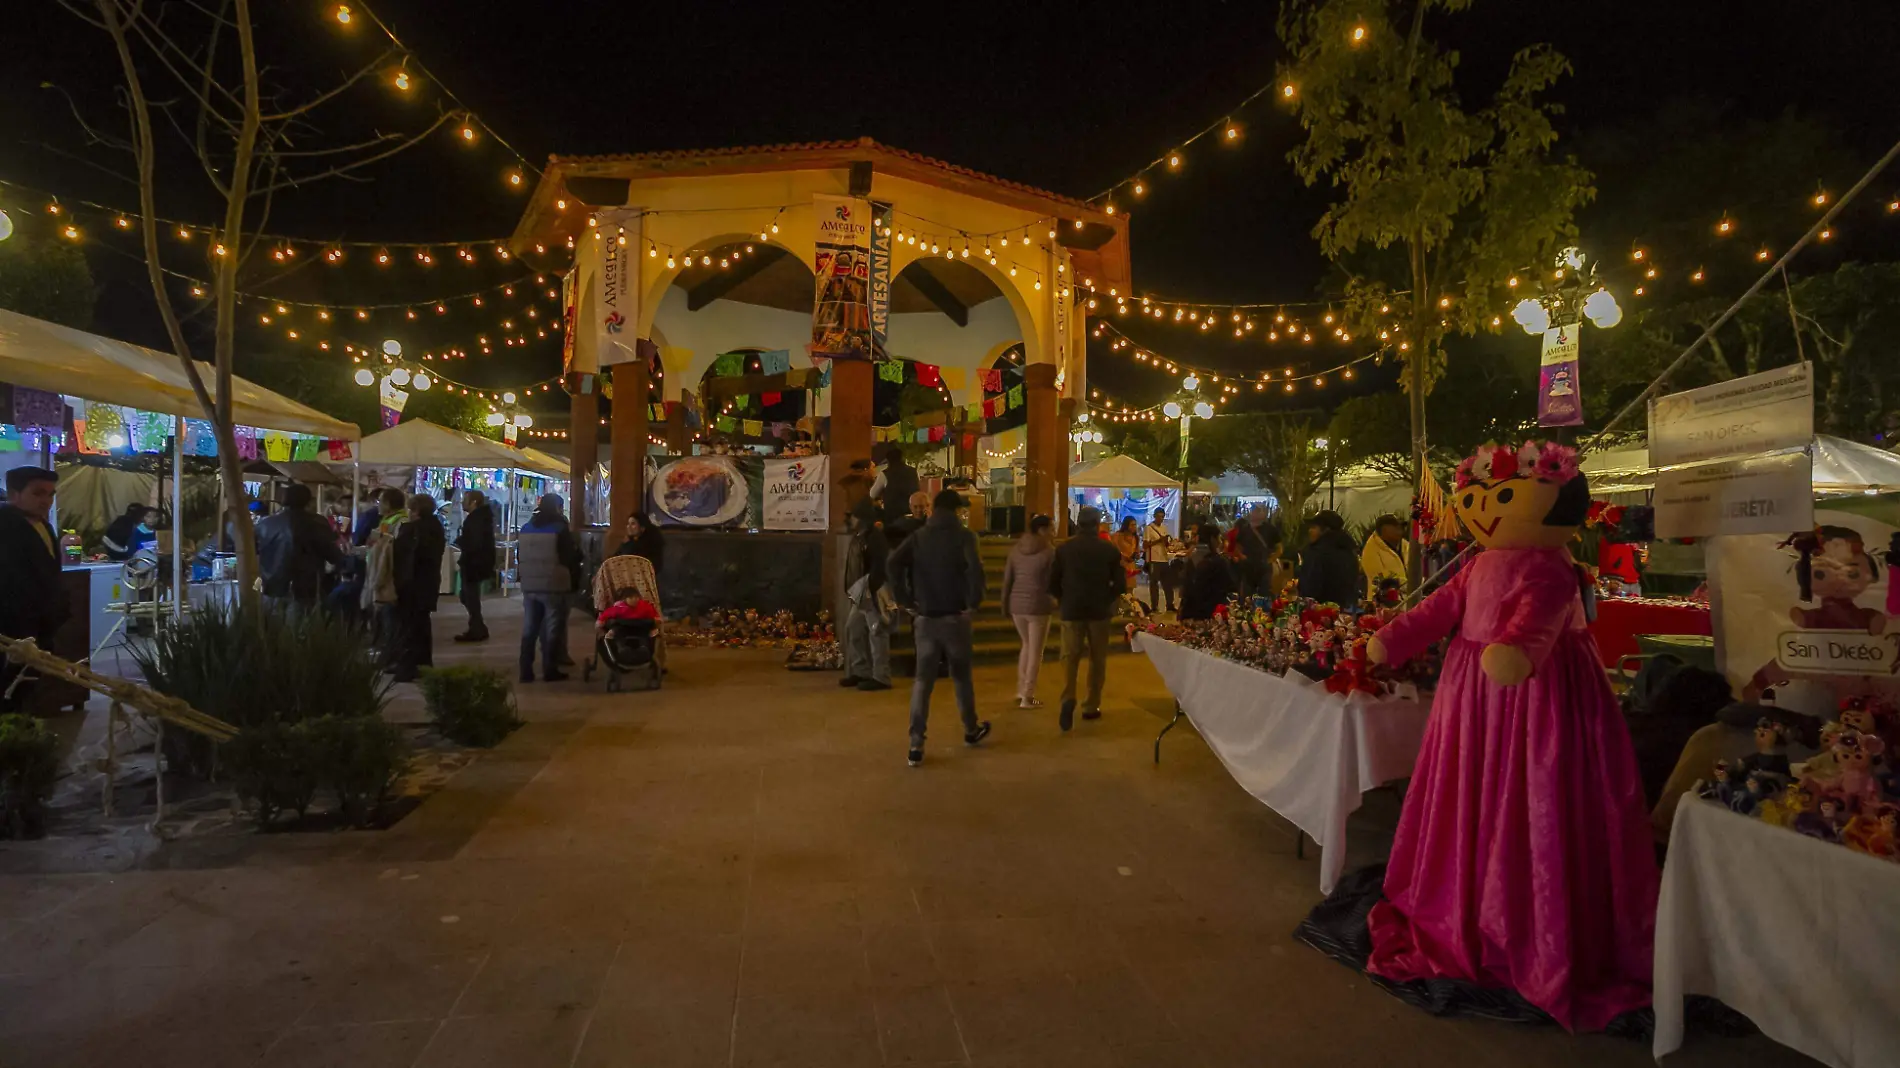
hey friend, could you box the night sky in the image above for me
[6,0,1898,426]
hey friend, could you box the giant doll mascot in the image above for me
[1365,441,1658,1032]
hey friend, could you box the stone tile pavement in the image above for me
[0,600,1815,1067]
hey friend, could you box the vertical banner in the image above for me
[379,376,408,427]
[811,194,872,358]
[763,456,830,530]
[560,267,580,375]
[503,421,518,446]
[594,207,642,367]
[869,201,894,359]
[1052,247,1070,374]
[1536,324,1583,427]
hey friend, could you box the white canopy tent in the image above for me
[1581,435,1900,498]
[1068,454,1181,489]
[350,418,538,470]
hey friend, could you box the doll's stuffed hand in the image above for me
[1365,635,1389,665]
[1480,643,1532,686]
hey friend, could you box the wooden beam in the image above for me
[904,265,968,327]
[686,246,787,311]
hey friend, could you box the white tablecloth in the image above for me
[1134,633,1429,893]
[1655,799,1900,1066]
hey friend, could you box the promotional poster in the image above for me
[811,194,872,358]
[647,455,760,528]
[1536,324,1583,427]
[593,207,642,368]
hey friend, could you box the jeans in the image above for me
[458,568,487,637]
[844,601,891,685]
[1145,562,1176,611]
[909,614,977,747]
[394,605,433,681]
[1060,619,1111,713]
[1011,614,1048,701]
[520,592,567,679]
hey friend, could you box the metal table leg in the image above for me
[1154,701,1184,764]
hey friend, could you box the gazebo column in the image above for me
[1023,362,1061,527]
[1055,396,1076,536]
[823,358,875,614]
[609,361,648,528]
[568,386,599,524]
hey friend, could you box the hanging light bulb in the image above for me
[412,373,432,392]
[502,391,517,404]
[353,368,374,386]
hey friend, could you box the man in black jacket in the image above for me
[887,489,992,767]
[1234,505,1279,598]
[1297,510,1362,607]
[873,444,921,526]
[1048,506,1124,731]
[452,490,497,642]
[840,497,893,691]
[0,467,67,711]
[255,483,345,616]
[390,493,447,683]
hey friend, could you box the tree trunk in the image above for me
[213,0,266,608]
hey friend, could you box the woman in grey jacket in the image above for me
[999,514,1057,708]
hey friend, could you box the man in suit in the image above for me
[0,467,69,711]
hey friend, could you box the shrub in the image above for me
[222,723,320,829]
[0,713,60,839]
[306,716,409,827]
[415,666,521,748]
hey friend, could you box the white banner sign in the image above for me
[378,376,408,414]
[1647,362,1813,467]
[762,455,829,531]
[1653,450,1814,539]
[593,207,642,368]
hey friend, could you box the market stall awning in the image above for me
[1580,436,1900,495]
[1069,454,1182,489]
[514,447,571,480]
[349,418,547,472]
[0,307,359,440]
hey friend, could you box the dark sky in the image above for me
[6,0,1899,421]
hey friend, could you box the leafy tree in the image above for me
[1328,333,1536,476]
[1101,414,1233,485]
[0,238,95,329]
[1219,413,1333,547]
[1278,0,1593,486]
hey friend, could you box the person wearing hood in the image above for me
[1178,524,1237,620]
[839,497,893,691]
[1000,513,1057,708]
[887,489,992,767]
[1298,510,1362,607]
[517,493,581,683]
[452,491,497,642]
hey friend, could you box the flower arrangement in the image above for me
[1132,594,1442,694]
[1454,440,1580,489]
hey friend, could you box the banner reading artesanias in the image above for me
[763,455,830,530]
[811,195,872,359]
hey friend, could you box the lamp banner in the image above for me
[561,268,580,375]
[870,201,894,358]
[593,207,642,368]
[811,194,873,359]
[1536,324,1584,427]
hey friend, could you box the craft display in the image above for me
[784,640,844,671]
[668,608,835,649]
[1131,592,1440,696]
[1695,695,1900,862]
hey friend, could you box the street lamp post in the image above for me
[1512,247,1621,429]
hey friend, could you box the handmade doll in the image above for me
[1831,729,1887,811]
[1695,760,1738,809]
[1362,440,1657,1034]
[1784,527,1886,634]
[1737,719,1793,780]
[1794,795,1848,842]
[1738,770,1785,821]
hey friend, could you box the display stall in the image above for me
[1589,598,1713,668]
[1069,454,1184,534]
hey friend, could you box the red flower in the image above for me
[1488,446,1520,482]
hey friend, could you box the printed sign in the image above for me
[1653,449,1814,539]
[1536,325,1584,427]
[379,376,408,428]
[594,207,642,368]
[648,455,751,527]
[763,455,829,531]
[811,194,872,358]
[1708,506,1899,718]
[560,268,579,375]
[870,202,894,358]
[1647,362,1813,467]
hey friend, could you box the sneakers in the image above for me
[856,679,892,691]
[839,676,862,687]
[1018,696,1044,709]
[1059,700,1075,732]
[965,721,992,746]
[907,748,924,767]
[1082,709,1102,721]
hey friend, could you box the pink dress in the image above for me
[1367,546,1658,1032]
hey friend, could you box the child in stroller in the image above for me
[584,554,667,691]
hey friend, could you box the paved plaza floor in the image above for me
[0,601,1813,1067]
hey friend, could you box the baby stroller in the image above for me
[583,555,666,692]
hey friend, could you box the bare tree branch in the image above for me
[39,82,136,153]
[261,46,404,122]
[255,109,462,193]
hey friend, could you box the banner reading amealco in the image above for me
[593,207,642,368]
[763,455,830,530]
[811,195,872,358]
[1536,324,1584,427]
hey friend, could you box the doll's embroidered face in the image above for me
[1455,476,1571,550]
[1811,537,1876,601]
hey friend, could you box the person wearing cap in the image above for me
[1360,513,1411,600]
[1298,509,1362,607]
[1048,505,1125,731]
[517,493,582,683]
[0,466,68,711]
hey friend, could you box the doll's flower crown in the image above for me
[1454,440,1580,489]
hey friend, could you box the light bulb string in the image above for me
[165,265,543,311]
[364,356,564,399]
[1089,319,1384,384]
[1089,77,1287,203]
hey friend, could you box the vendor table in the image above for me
[1588,597,1711,667]
[1635,633,1718,673]
[1133,633,1430,893]
[1654,799,1900,1066]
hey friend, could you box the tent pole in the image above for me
[351,460,361,538]
[173,416,185,621]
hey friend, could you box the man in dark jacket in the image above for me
[1048,505,1125,730]
[1178,524,1237,620]
[840,497,893,691]
[1234,506,1279,598]
[100,503,160,561]
[0,467,68,712]
[516,493,581,683]
[256,483,345,615]
[390,493,446,682]
[1297,510,1362,607]
[452,490,497,642]
[873,444,921,525]
[887,489,991,766]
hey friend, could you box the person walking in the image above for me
[362,487,409,666]
[999,513,1056,708]
[1297,510,1362,607]
[887,488,991,767]
[1178,523,1238,620]
[389,494,446,683]
[839,497,893,692]
[1048,505,1124,730]
[452,491,497,642]
[517,493,581,683]
[0,467,68,712]
[256,483,346,616]
[1360,513,1411,600]
[1141,508,1176,613]
[1235,505,1279,598]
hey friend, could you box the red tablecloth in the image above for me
[1588,599,1712,667]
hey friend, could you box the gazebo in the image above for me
[509,139,1131,603]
